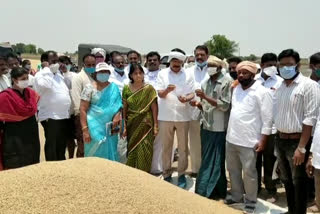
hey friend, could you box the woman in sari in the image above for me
[80,62,122,161]
[122,64,158,172]
[0,67,40,170]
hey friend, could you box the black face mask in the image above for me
[229,72,238,80]
[239,78,254,87]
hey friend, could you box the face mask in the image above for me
[16,80,29,89]
[230,72,238,80]
[24,64,31,70]
[315,69,320,78]
[114,67,125,74]
[49,63,60,74]
[239,78,253,87]
[263,66,277,77]
[207,67,219,76]
[196,61,208,68]
[66,65,72,72]
[96,73,110,83]
[279,66,297,80]
[84,67,96,74]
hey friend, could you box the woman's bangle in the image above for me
[82,126,88,131]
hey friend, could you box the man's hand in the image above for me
[189,100,199,107]
[255,139,267,152]
[306,157,314,178]
[166,84,176,93]
[293,148,305,166]
[83,129,91,144]
[178,96,188,103]
[195,89,206,99]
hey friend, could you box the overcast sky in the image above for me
[1,0,319,57]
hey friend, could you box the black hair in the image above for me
[59,55,72,64]
[40,50,57,62]
[171,48,186,55]
[82,53,96,63]
[278,49,300,63]
[11,67,28,80]
[227,56,242,64]
[22,59,31,67]
[6,52,19,61]
[127,50,141,58]
[0,56,6,62]
[310,52,320,65]
[146,51,161,61]
[261,53,277,64]
[194,45,209,55]
[128,63,144,83]
[110,51,121,58]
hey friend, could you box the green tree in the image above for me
[37,48,45,55]
[24,44,37,54]
[242,54,258,62]
[204,34,238,59]
[14,43,26,53]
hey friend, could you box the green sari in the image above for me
[122,84,157,172]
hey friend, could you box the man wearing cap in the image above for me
[156,51,195,188]
[225,61,273,213]
[190,61,232,199]
[186,45,210,177]
[91,48,106,65]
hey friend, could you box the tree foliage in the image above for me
[204,34,238,59]
[12,43,44,54]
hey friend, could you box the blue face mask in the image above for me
[96,73,110,83]
[196,61,208,68]
[84,67,96,74]
[279,66,297,80]
[114,67,125,74]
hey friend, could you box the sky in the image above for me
[1,0,319,58]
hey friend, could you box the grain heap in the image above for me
[0,158,240,214]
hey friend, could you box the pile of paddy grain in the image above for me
[0,158,240,214]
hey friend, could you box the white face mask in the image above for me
[49,63,60,74]
[263,66,277,77]
[16,80,29,89]
[207,67,219,76]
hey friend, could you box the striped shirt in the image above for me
[273,73,320,133]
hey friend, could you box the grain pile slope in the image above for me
[0,158,240,214]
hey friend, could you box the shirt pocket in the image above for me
[291,89,303,106]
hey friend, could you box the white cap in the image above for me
[168,51,186,62]
[96,62,112,72]
[91,48,106,58]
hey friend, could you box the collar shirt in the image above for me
[188,65,210,120]
[255,73,283,134]
[109,67,129,95]
[145,69,160,87]
[34,67,71,121]
[200,73,232,132]
[273,73,320,133]
[156,68,195,122]
[227,81,273,148]
[0,74,11,92]
[71,69,94,115]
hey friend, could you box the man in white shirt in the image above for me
[34,51,71,161]
[144,51,162,174]
[0,56,10,92]
[71,53,96,157]
[157,51,195,188]
[255,53,283,201]
[187,45,210,177]
[110,55,129,94]
[273,49,320,214]
[225,61,273,213]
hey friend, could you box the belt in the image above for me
[278,132,301,140]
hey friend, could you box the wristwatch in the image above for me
[297,146,306,154]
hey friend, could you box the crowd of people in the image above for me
[0,45,320,214]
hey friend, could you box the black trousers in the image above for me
[275,137,311,214]
[41,119,68,161]
[256,134,277,194]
